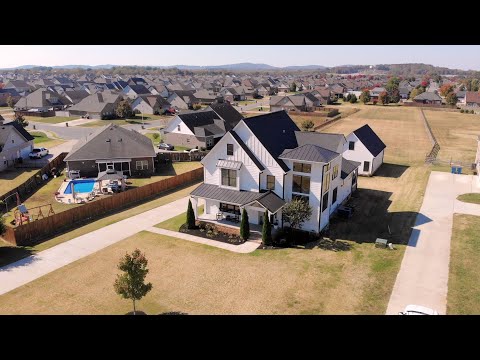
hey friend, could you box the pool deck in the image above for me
[55,179,100,205]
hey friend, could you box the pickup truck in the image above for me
[29,147,49,159]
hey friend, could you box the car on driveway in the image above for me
[29,147,49,159]
[398,305,439,315]
[158,143,174,151]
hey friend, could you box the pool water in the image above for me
[64,179,96,194]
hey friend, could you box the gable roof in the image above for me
[0,121,34,143]
[126,84,151,95]
[352,124,386,157]
[230,130,265,171]
[14,88,72,109]
[64,124,155,162]
[341,158,361,179]
[208,102,243,130]
[413,92,442,101]
[177,111,221,133]
[279,144,339,163]
[242,110,300,172]
[465,91,480,104]
[295,131,345,153]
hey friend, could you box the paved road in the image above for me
[386,172,480,315]
[233,98,269,112]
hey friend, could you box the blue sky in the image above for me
[1,45,480,70]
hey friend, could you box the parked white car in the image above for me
[398,305,439,315]
[29,147,49,159]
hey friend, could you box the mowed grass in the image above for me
[423,110,480,163]
[0,168,39,195]
[30,131,50,144]
[322,106,431,166]
[155,205,204,231]
[128,162,202,188]
[457,193,480,205]
[0,230,403,315]
[26,116,77,124]
[0,183,200,267]
[447,214,480,314]
[80,115,170,127]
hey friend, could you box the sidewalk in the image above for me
[146,227,261,253]
[0,197,190,296]
[52,118,97,127]
[386,172,480,315]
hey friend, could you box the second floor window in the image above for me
[292,175,310,195]
[331,165,339,180]
[177,125,181,131]
[227,143,234,156]
[349,141,355,150]
[266,175,275,190]
[323,173,330,194]
[221,168,237,187]
[293,162,311,173]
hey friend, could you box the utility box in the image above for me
[375,238,388,248]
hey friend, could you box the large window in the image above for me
[292,175,310,195]
[352,172,357,185]
[322,192,329,212]
[227,144,234,156]
[136,160,148,170]
[220,203,240,214]
[322,173,330,194]
[293,162,311,173]
[266,175,275,190]
[332,187,337,204]
[221,168,237,187]
[331,164,339,180]
[349,141,355,150]
[363,161,370,172]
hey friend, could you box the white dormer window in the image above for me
[177,125,181,131]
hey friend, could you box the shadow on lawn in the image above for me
[0,246,36,269]
[328,188,432,246]
[374,163,409,179]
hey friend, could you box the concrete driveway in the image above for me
[386,171,480,315]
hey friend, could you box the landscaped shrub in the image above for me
[471,110,475,114]
[460,109,465,113]
[262,211,272,246]
[186,199,196,229]
[240,208,250,240]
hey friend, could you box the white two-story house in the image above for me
[190,110,362,233]
[0,118,35,172]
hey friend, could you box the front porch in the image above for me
[197,212,267,237]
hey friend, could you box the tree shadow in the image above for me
[374,163,409,179]
[0,246,37,269]
[328,188,432,245]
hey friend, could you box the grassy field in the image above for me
[423,110,480,164]
[457,193,480,204]
[26,116,77,124]
[128,162,202,187]
[155,206,204,231]
[447,214,480,314]
[30,131,65,149]
[0,168,39,196]
[322,106,431,166]
[0,183,200,267]
[80,114,170,127]
[0,230,404,315]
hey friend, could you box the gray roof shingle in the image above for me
[341,158,361,179]
[279,144,339,163]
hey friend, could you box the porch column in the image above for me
[128,161,131,176]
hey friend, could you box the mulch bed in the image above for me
[180,224,245,246]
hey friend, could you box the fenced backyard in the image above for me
[2,167,203,246]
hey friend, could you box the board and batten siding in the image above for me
[202,131,260,191]
[234,122,285,198]
[338,172,353,205]
[372,149,384,174]
[343,133,375,176]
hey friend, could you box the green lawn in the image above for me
[155,206,204,231]
[26,116,77,124]
[0,168,40,196]
[80,114,169,127]
[29,131,65,152]
[145,132,161,146]
[173,146,191,152]
[0,183,200,267]
[0,230,404,314]
[448,214,480,314]
[128,162,202,188]
[457,193,480,205]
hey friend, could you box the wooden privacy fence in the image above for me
[0,152,68,210]
[157,151,207,163]
[2,167,203,246]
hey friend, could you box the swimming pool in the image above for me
[64,179,96,194]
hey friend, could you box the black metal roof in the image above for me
[191,184,285,213]
[230,130,265,171]
[353,124,386,157]
[341,158,361,179]
[209,102,243,130]
[178,111,221,134]
[279,144,339,163]
[243,110,300,172]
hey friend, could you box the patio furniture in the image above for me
[216,212,223,220]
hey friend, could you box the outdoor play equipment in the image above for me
[14,203,55,226]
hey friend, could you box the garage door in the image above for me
[20,145,32,158]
